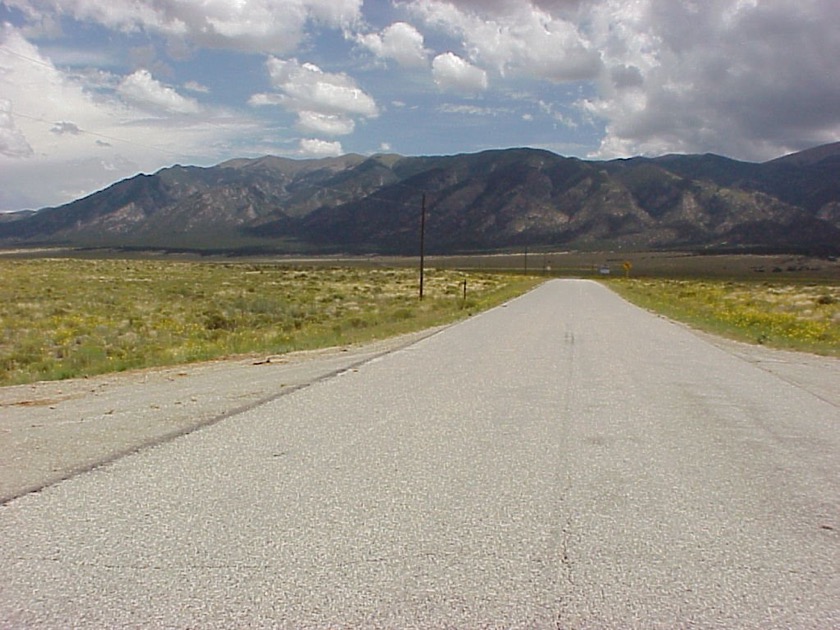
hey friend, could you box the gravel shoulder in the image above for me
[0,328,445,504]
[3,311,839,506]
[677,325,840,409]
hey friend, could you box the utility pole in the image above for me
[419,193,426,300]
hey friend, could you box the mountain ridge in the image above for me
[2,143,839,255]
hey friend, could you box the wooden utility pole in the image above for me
[419,193,426,300]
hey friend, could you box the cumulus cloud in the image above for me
[264,58,378,117]
[0,99,34,158]
[356,21,429,68]
[3,0,839,211]
[297,111,355,136]
[412,0,840,161]
[432,52,488,93]
[412,0,602,82]
[117,69,202,114]
[248,93,284,107]
[0,24,110,164]
[583,0,840,159]
[0,24,260,210]
[299,137,342,156]
[252,57,377,137]
[5,0,364,54]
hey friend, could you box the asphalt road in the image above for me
[0,328,444,504]
[1,279,838,628]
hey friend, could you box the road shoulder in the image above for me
[0,328,444,504]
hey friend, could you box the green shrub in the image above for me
[0,259,539,385]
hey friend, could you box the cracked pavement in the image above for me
[1,280,838,627]
[0,329,443,504]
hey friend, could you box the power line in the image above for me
[0,43,219,158]
[0,44,55,70]
[13,106,433,209]
[9,110,186,157]
[13,103,436,205]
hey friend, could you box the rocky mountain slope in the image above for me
[2,144,839,254]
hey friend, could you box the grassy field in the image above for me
[3,252,839,386]
[0,259,540,386]
[607,278,840,356]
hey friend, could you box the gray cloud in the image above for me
[585,0,840,159]
[51,121,82,135]
[2,0,837,214]
[412,0,839,160]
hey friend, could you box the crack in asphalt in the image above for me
[1,329,448,507]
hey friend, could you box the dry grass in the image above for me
[1,259,539,385]
[608,278,840,356]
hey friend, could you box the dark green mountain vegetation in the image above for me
[2,143,839,255]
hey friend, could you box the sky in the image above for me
[0,0,838,212]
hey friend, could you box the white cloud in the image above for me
[184,80,210,94]
[264,58,378,117]
[537,99,579,129]
[299,137,342,156]
[432,52,488,93]
[5,0,364,54]
[117,69,202,114]
[438,104,509,116]
[253,57,377,140]
[357,21,429,68]
[39,45,121,68]
[248,93,284,107]
[0,24,262,210]
[582,0,840,160]
[0,25,119,163]
[412,0,602,82]
[0,99,34,158]
[3,0,839,212]
[297,111,355,136]
[413,0,840,161]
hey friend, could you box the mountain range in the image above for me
[2,142,839,255]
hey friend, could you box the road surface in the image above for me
[0,328,445,504]
[1,279,838,627]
